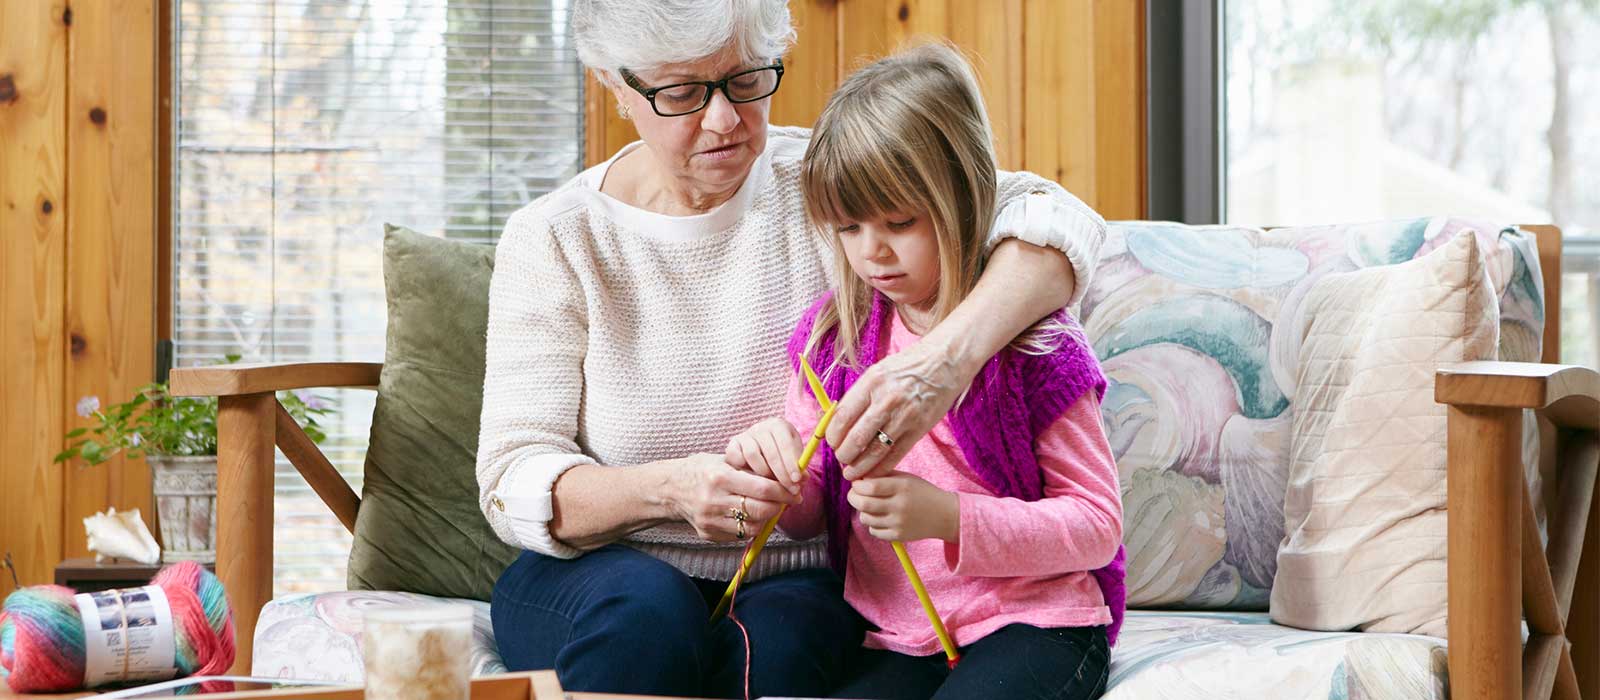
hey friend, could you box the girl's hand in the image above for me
[827,341,965,480]
[724,418,805,496]
[847,473,960,543]
[670,453,797,543]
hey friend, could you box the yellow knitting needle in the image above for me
[799,358,960,665]
[710,356,837,621]
[714,356,961,667]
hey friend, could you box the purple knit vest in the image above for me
[785,291,1127,646]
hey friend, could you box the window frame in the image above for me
[1145,0,1222,225]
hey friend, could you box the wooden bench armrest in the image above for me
[169,362,383,397]
[1437,361,1600,429]
[183,362,381,673]
[1438,361,1600,699]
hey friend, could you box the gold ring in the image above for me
[736,519,746,539]
[876,430,894,447]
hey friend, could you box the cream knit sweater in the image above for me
[476,125,1106,582]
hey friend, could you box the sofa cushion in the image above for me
[1272,231,1497,637]
[1083,218,1544,610]
[345,225,519,600]
[253,598,1447,698]
[252,591,506,682]
[1106,610,1447,699]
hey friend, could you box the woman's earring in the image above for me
[617,103,631,120]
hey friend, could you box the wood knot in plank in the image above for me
[0,75,16,104]
[70,333,87,356]
[63,6,73,25]
[898,3,909,21]
[89,106,106,125]
[42,199,54,215]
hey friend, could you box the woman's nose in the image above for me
[700,89,740,134]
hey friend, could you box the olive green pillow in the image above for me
[347,224,518,600]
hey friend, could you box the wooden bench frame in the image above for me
[172,226,1598,699]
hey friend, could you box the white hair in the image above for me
[573,0,795,81]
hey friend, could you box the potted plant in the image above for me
[56,360,333,563]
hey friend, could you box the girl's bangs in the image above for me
[804,118,925,228]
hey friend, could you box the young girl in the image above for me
[725,43,1126,700]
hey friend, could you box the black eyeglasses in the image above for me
[620,60,785,117]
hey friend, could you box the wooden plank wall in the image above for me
[1,0,70,592]
[583,0,1148,219]
[1,0,158,587]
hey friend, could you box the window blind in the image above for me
[172,0,584,596]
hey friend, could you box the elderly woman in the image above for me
[476,1,1107,697]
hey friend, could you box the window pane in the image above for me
[173,0,584,595]
[1224,0,1598,367]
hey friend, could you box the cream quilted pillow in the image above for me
[1272,230,1498,637]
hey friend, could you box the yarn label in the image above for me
[74,585,178,687]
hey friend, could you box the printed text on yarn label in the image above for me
[74,585,177,686]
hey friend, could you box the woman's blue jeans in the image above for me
[491,545,864,698]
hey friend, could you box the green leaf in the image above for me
[66,427,88,438]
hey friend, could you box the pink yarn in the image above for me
[1,561,234,693]
[154,561,236,678]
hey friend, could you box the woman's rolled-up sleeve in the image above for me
[476,209,595,558]
[990,172,1108,307]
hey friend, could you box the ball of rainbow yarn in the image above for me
[0,561,234,693]
[0,585,83,691]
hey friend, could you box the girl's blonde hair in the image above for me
[800,41,1074,374]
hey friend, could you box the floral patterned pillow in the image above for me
[1082,218,1544,609]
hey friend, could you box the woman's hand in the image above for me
[847,473,960,543]
[669,453,799,543]
[830,237,1080,480]
[724,418,805,496]
[828,340,966,480]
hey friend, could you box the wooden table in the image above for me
[0,686,89,699]
[53,558,214,593]
[2,673,700,699]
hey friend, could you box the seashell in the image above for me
[84,507,161,565]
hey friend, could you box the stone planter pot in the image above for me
[149,455,218,563]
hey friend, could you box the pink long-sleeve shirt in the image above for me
[779,312,1123,656]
